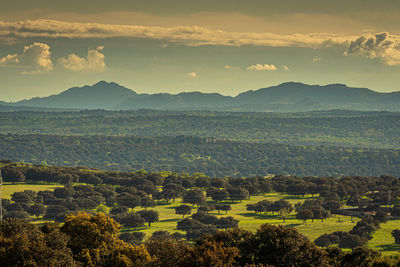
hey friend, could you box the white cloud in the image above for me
[344,32,400,66]
[0,53,19,64]
[312,56,322,63]
[0,42,53,74]
[282,65,290,71]
[0,19,353,48]
[58,46,105,72]
[186,72,198,78]
[224,65,240,70]
[247,64,277,71]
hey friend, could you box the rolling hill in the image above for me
[6,81,400,111]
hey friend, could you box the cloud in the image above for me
[344,32,400,66]
[0,42,53,73]
[58,46,106,72]
[0,19,354,48]
[186,72,198,78]
[224,65,240,70]
[282,65,290,71]
[312,56,322,63]
[247,64,277,71]
[0,53,19,64]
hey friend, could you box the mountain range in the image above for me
[3,81,400,112]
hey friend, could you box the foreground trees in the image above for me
[0,212,398,267]
[60,212,151,266]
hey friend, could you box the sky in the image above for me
[1,0,400,101]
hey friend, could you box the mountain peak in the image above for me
[93,80,117,87]
[16,81,137,110]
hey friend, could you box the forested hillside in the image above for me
[0,109,399,148]
[1,134,400,177]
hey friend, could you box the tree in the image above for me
[115,212,145,229]
[195,175,211,189]
[339,234,363,251]
[180,239,239,267]
[192,211,219,226]
[227,187,249,203]
[1,166,26,184]
[119,232,146,245]
[4,210,31,220]
[278,208,291,223]
[177,218,205,232]
[391,229,400,244]
[96,203,110,214]
[296,209,314,224]
[340,247,381,267]
[145,234,189,267]
[314,233,340,247]
[175,205,192,218]
[215,204,232,214]
[0,219,75,266]
[374,211,388,223]
[210,189,229,203]
[241,224,330,266]
[27,203,46,217]
[216,217,239,230]
[163,183,185,202]
[44,205,68,222]
[270,199,292,214]
[75,197,98,210]
[140,196,155,210]
[138,210,159,227]
[11,190,35,204]
[61,212,152,266]
[211,178,229,188]
[322,200,342,212]
[110,206,129,215]
[183,189,206,206]
[116,192,141,209]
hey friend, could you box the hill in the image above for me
[16,81,137,110]
[5,81,400,111]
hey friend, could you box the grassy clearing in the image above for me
[126,193,359,245]
[369,220,400,256]
[3,184,397,255]
[2,182,62,199]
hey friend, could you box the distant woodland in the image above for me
[1,134,400,177]
[0,110,399,148]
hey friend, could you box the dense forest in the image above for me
[0,110,399,148]
[1,134,400,177]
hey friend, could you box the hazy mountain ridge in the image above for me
[16,81,137,110]
[6,81,400,112]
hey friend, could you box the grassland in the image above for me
[2,182,62,199]
[369,220,400,255]
[129,193,361,244]
[3,183,399,255]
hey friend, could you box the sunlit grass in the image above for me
[2,182,62,199]
[369,220,400,256]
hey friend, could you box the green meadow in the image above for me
[3,182,399,255]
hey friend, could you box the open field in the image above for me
[129,193,361,244]
[369,220,400,256]
[3,183,399,255]
[2,182,62,199]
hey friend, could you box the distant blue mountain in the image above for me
[8,81,400,112]
[16,81,136,110]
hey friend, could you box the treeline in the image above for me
[1,213,399,266]
[0,109,399,148]
[2,134,400,177]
